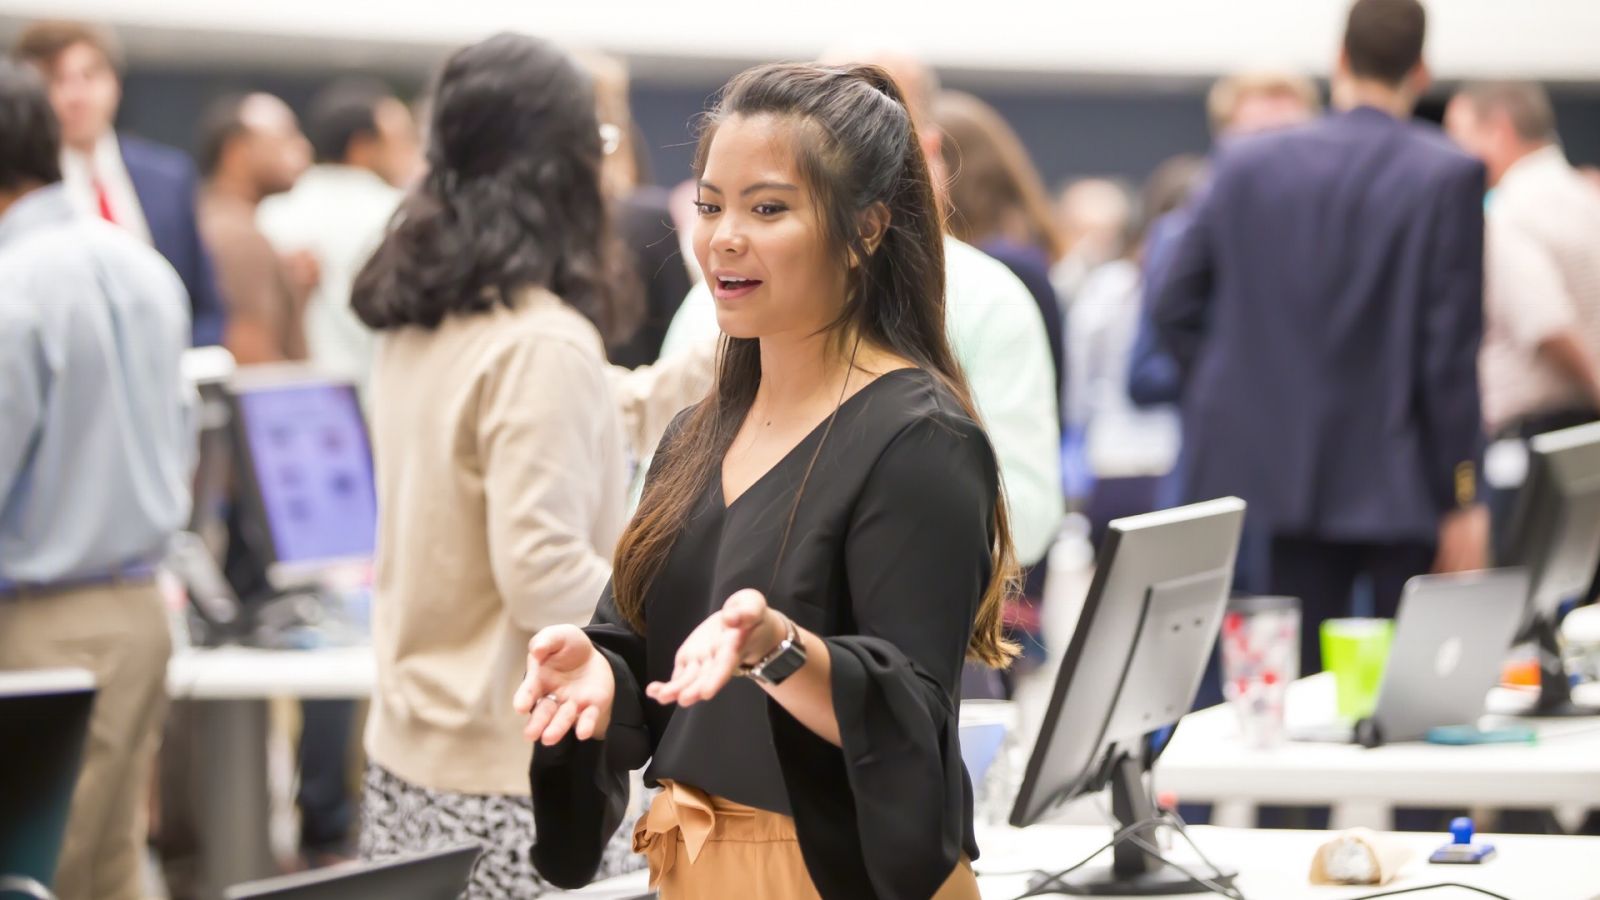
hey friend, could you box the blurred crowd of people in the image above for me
[3,0,1600,896]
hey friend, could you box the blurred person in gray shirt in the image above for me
[0,59,193,900]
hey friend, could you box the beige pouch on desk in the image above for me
[1309,828,1414,886]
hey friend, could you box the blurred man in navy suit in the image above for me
[1128,71,1319,414]
[1155,0,1488,674]
[15,20,223,347]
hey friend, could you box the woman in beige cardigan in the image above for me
[347,33,641,897]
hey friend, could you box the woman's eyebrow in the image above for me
[696,180,800,196]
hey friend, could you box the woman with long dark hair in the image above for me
[515,62,1016,899]
[352,33,638,895]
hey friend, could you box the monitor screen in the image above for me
[233,379,377,571]
[1506,421,1600,623]
[1009,497,1244,828]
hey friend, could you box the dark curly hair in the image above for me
[351,33,637,339]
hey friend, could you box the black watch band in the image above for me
[740,613,807,687]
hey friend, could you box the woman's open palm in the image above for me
[647,588,775,707]
[513,624,616,745]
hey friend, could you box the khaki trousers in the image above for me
[635,780,980,900]
[0,581,172,900]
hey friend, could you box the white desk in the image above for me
[560,824,1600,899]
[164,645,374,900]
[167,644,374,700]
[1157,673,1600,829]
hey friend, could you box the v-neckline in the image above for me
[718,368,920,512]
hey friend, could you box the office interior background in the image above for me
[4,0,1600,898]
[5,0,1600,183]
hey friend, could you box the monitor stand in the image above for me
[1025,755,1237,897]
[166,531,244,646]
[1523,617,1600,718]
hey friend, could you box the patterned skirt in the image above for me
[360,762,644,898]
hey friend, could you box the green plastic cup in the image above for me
[1321,618,1395,721]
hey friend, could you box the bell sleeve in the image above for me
[773,411,999,900]
[528,582,653,888]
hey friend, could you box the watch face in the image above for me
[753,638,807,686]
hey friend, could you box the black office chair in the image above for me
[0,670,95,900]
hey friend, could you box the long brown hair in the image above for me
[935,90,1064,262]
[610,62,1018,667]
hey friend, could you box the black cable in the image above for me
[1158,809,1519,900]
[1008,815,1167,898]
[1008,796,1245,899]
[1122,832,1246,900]
[1010,810,1251,900]
[1155,811,1249,900]
[1120,835,1516,900]
[1337,884,1516,900]
[1157,811,1521,900]
[1161,810,1238,879]
[1002,814,1173,899]
[1000,805,1516,900]
[1075,801,1245,899]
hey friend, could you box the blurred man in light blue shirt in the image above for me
[0,59,191,900]
[0,180,193,585]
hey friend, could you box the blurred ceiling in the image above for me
[1,0,1597,87]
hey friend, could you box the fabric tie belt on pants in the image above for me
[632,779,803,890]
[632,778,981,899]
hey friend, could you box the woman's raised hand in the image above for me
[513,624,616,745]
[646,588,781,707]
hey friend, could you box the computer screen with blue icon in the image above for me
[231,373,377,583]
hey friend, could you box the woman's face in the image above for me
[693,114,847,342]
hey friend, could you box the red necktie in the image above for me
[92,175,116,225]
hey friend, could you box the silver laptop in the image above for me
[1298,568,1529,744]
[224,845,480,900]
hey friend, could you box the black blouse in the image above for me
[530,368,1000,900]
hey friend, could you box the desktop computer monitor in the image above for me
[1009,497,1245,897]
[176,347,246,636]
[228,367,378,591]
[0,669,95,895]
[182,346,239,543]
[1500,420,1600,716]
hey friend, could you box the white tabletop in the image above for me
[560,823,1600,899]
[1156,673,1600,810]
[166,644,374,700]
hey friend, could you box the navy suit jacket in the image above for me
[1154,107,1486,543]
[1128,206,1195,408]
[120,134,224,347]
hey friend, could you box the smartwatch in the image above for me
[740,612,807,687]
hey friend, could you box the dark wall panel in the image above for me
[119,65,1600,195]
